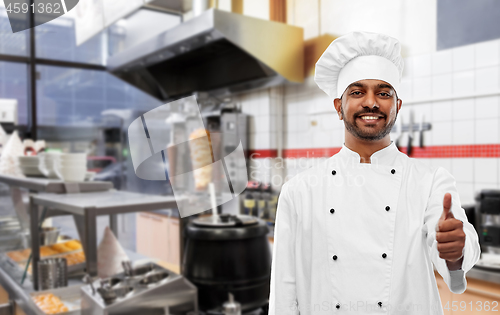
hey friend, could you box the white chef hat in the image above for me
[314,31,404,99]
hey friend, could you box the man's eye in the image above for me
[351,91,362,95]
[379,92,391,97]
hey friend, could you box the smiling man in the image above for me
[269,32,480,315]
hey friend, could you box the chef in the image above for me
[269,31,480,315]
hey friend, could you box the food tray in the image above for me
[6,240,86,276]
[30,284,82,315]
[6,240,84,264]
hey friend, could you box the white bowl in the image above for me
[59,160,87,168]
[60,153,87,161]
[39,151,60,166]
[18,156,40,166]
[20,165,44,177]
[42,152,62,159]
[39,155,60,178]
[56,166,87,182]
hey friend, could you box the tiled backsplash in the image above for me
[238,38,500,205]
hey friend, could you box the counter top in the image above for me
[31,191,181,216]
[0,174,113,193]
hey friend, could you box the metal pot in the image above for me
[182,215,271,312]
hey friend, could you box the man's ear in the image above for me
[396,98,402,114]
[333,98,343,120]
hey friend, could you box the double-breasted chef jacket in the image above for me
[269,141,481,315]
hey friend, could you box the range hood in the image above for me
[107,8,304,101]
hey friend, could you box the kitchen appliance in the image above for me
[182,215,271,313]
[243,182,259,216]
[159,96,249,216]
[107,8,303,101]
[223,293,241,315]
[257,183,271,219]
[472,190,500,271]
[200,99,248,214]
[475,190,500,253]
[81,262,198,315]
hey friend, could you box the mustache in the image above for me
[354,109,387,118]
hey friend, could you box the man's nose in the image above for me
[362,91,379,109]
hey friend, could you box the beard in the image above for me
[341,106,397,141]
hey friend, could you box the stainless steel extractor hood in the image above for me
[107,8,304,101]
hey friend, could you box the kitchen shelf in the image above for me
[29,191,181,290]
[31,191,178,216]
[0,249,148,315]
[0,174,113,194]
[0,174,114,233]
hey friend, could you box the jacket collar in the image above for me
[337,141,400,166]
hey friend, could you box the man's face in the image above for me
[335,79,401,142]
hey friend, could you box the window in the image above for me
[0,61,28,124]
[0,5,29,56]
[37,65,161,126]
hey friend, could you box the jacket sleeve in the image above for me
[269,182,299,315]
[423,166,481,294]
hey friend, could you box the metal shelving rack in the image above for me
[30,191,179,290]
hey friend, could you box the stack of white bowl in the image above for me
[39,152,61,179]
[55,153,87,182]
[18,156,44,176]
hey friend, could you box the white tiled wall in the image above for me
[238,37,500,204]
[231,0,500,204]
[387,38,500,203]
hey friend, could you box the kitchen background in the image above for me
[237,0,500,208]
[2,0,498,205]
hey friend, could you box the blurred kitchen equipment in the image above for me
[38,257,68,290]
[475,190,500,254]
[193,0,210,17]
[107,9,304,101]
[243,181,259,216]
[223,293,241,315]
[201,99,248,200]
[121,261,133,276]
[166,112,187,188]
[394,115,403,149]
[39,151,61,178]
[183,216,271,313]
[407,110,414,156]
[23,139,36,156]
[258,183,271,219]
[243,192,256,216]
[39,227,60,246]
[55,153,87,182]
[267,190,279,221]
[166,97,249,216]
[18,156,44,177]
[419,115,425,148]
[81,262,197,315]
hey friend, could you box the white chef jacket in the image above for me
[269,141,480,315]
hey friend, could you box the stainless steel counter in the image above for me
[0,250,149,315]
[30,191,181,290]
[0,175,112,194]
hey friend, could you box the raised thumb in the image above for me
[441,192,454,220]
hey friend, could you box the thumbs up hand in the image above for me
[436,193,465,269]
